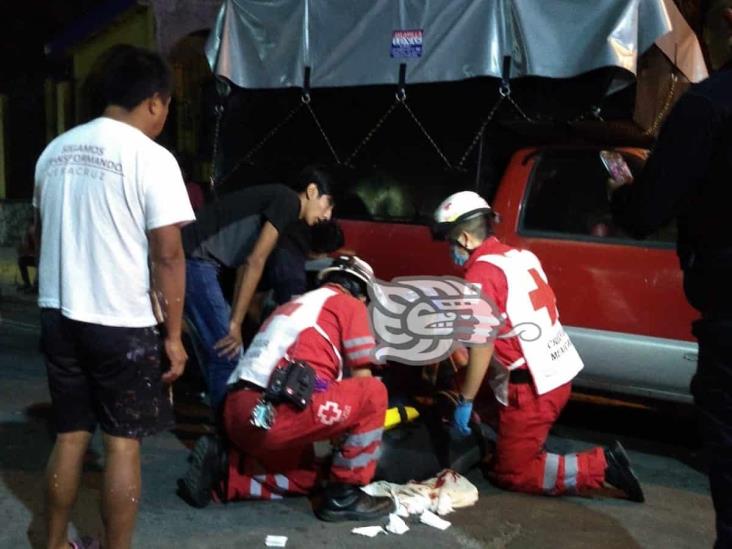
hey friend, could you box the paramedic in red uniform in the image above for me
[178,256,395,522]
[432,191,645,501]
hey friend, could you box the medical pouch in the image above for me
[264,361,316,410]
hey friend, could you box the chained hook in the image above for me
[301,65,312,105]
[499,55,512,97]
[396,63,407,102]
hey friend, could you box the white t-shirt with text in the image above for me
[33,117,195,327]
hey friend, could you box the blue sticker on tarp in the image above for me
[391,29,423,58]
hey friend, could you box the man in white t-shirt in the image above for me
[34,45,195,549]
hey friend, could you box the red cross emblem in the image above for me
[317,401,343,425]
[528,268,558,324]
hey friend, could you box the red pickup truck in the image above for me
[335,146,698,403]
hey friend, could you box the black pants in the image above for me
[40,309,173,438]
[692,318,732,549]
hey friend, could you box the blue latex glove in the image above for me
[453,401,473,438]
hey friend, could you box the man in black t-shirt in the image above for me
[183,166,335,411]
[265,220,345,302]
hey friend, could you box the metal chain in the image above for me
[303,97,342,165]
[209,104,224,192]
[344,100,400,166]
[568,104,605,124]
[455,80,537,170]
[456,94,505,169]
[591,105,605,122]
[644,73,678,136]
[400,98,453,169]
[214,101,304,188]
[239,101,304,166]
[504,93,534,123]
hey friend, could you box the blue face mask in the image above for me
[450,244,470,267]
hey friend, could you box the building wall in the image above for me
[0,95,6,199]
[0,5,218,244]
[0,201,32,247]
[0,7,155,242]
[168,32,216,182]
[71,6,154,125]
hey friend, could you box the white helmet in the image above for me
[317,255,375,297]
[432,191,493,240]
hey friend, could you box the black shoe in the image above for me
[314,483,395,522]
[177,434,227,508]
[604,440,645,502]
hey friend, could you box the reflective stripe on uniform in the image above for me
[333,447,382,470]
[542,453,560,493]
[250,477,263,497]
[507,357,526,370]
[344,336,375,349]
[274,474,289,491]
[564,454,578,493]
[251,474,287,499]
[345,428,383,448]
[346,348,373,361]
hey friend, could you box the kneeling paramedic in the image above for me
[433,191,645,502]
[178,256,395,521]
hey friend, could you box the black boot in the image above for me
[177,434,228,508]
[604,440,645,502]
[315,483,395,522]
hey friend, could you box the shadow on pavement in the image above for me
[0,402,103,548]
[556,391,707,476]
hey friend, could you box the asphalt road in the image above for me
[0,289,715,548]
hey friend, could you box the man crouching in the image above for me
[178,255,395,521]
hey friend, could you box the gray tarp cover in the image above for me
[205,0,674,90]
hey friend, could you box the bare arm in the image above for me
[149,225,187,383]
[351,367,373,378]
[460,344,494,400]
[214,221,279,358]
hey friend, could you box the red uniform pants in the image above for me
[221,377,387,501]
[490,382,607,495]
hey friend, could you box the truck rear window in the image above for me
[519,150,676,246]
[333,170,474,225]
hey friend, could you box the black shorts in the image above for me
[40,309,174,438]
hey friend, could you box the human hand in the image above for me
[452,400,473,438]
[214,322,243,359]
[162,337,187,384]
[606,176,632,202]
[606,177,630,193]
[450,345,470,368]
